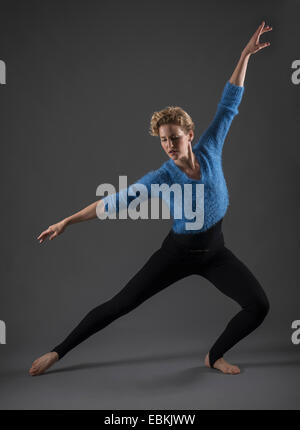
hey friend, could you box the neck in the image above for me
[175,143,197,170]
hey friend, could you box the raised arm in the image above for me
[194,21,272,155]
[229,20,272,86]
[193,80,244,155]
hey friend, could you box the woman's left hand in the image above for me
[243,21,272,56]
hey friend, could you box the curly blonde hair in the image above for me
[149,106,195,137]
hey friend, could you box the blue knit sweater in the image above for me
[102,81,244,234]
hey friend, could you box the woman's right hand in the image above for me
[37,219,68,243]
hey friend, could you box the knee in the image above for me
[106,297,135,317]
[85,300,116,321]
[249,295,270,321]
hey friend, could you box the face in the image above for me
[159,124,194,160]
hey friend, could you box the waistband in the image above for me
[161,218,225,254]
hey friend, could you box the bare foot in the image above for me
[205,352,240,375]
[29,352,59,376]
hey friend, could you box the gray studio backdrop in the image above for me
[0,0,299,409]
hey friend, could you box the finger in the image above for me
[255,21,265,34]
[49,231,57,240]
[253,24,262,39]
[37,227,52,239]
[262,25,272,33]
[260,41,271,48]
[37,230,49,240]
[39,234,48,243]
[37,230,47,240]
[255,41,271,52]
[255,21,265,44]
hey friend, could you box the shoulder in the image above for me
[157,161,173,183]
[136,161,172,186]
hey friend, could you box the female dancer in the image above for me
[30,21,272,376]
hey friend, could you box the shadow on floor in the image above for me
[44,349,203,376]
[42,349,300,377]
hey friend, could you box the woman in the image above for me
[30,21,272,376]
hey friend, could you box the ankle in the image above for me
[51,351,59,361]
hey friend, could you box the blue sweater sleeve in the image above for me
[193,81,244,156]
[101,167,170,215]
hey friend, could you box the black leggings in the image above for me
[51,218,270,368]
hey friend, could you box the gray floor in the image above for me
[1,332,299,410]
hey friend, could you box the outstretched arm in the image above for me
[229,20,272,86]
[37,199,104,243]
[194,21,272,155]
[100,167,170,217]
[37,163,170,243]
